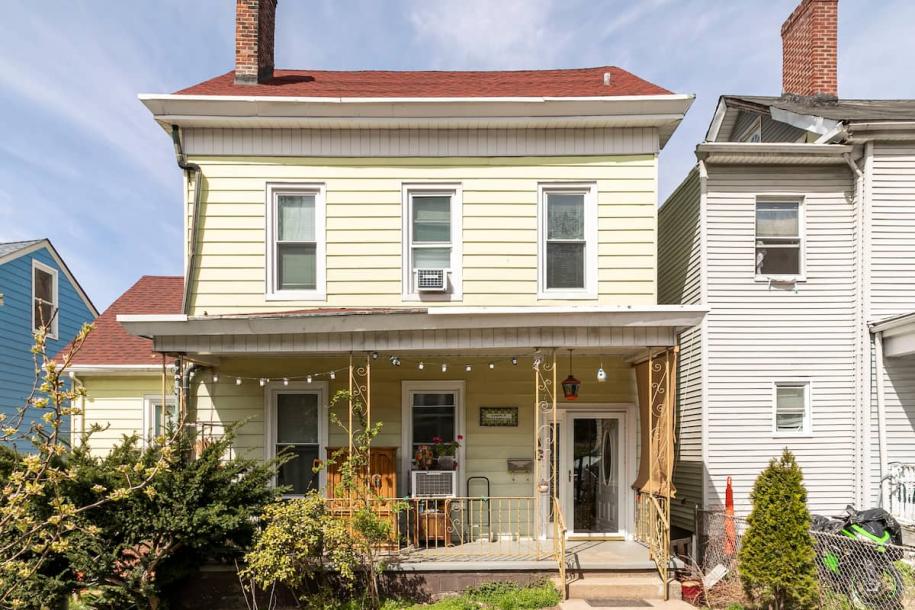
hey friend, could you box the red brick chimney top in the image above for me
[235,0,277,85]
[781,0,838,98]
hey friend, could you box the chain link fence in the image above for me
[688,510,915,610]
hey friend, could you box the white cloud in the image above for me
[407,0,566,68]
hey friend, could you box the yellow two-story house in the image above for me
[69,0,702,595]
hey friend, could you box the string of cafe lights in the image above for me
[199,351,609,386]
[202,353,518,386]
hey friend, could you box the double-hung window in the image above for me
[773,382,810,434]
[538,184,598,299]
[266,184,326,300]
[269,385,326,496]
[402,185,462,299]
[755,200,803,278]
[32,260,58,338]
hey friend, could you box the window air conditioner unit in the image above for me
[411,470,458,498]
[415,268,447,293]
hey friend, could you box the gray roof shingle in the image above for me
[0,239,44,259]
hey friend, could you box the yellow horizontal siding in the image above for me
[188,155,658,314]
[189,355,636,497]
[79,375,174,456]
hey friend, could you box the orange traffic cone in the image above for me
[724,476,737,556]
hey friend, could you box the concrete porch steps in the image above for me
[559,599,694,610]
[555,569,681,605]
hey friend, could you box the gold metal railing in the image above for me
[552,496,568,600]
[636,491,671,598]
[324,496,546,561]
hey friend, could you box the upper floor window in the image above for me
[773,382,810,434]
[266,184,326,300]
[538,184,598,299]
[755,200,803,279]
[402,185,462,300]
[32,260,58,339]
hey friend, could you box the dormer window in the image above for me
[266,184,326,301]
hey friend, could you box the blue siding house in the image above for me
[0,239,97,452]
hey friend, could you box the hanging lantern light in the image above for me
[561,349,581,400]
[329,370,336,380]
[597,359,607,383]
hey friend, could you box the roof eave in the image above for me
[696,142,853,165]
[139,93,694,147]
[118,305,707,340]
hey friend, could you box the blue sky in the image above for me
[1,0,913,310]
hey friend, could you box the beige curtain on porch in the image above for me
[632,350,677,498]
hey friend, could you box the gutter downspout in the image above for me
[171,126,201,316]
[180,361,201,427]
[68,371,85,443]
[844,150,868,506]
[874,331,889,507]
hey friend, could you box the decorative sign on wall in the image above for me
[480,406,518,427]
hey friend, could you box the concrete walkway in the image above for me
[560,599,695,609]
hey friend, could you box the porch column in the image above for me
[533,349,558,544]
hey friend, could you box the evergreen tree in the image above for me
[739,449,819,610]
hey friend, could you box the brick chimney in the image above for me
[235,0,277,85]
[781,0,838,98]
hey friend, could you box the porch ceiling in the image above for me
[117,306,705,356]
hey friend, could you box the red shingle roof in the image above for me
[55,276,183,367]
[175,66,671,98]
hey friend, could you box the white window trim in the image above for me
[401,183,463,301]
[264,380,329,497]
[754,196,806,282]
[738,115,762,143]
[142,394,177,446]
[537,182,599,300]
[265,182,327,301]
[400,380,466,497]
[31,259,59,339]
[772,380,812,437]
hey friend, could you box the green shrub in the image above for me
[739,449,819,610]
[64,424,283,609]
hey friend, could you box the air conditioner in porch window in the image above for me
[415,268,448,293]
[411,470,458,498]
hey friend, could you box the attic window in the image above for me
[739,116,762,143]
[32,260,58,339]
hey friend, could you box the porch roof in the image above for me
[871,310,915,358]
[118,305,705,356]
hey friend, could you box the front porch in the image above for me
[121,306,703,591]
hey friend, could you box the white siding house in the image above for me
[660,98,915,530]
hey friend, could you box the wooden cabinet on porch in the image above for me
[325,447,399,546]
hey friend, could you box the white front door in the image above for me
[561,411,627,538]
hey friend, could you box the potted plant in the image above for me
[432,435,462,470]
[414,444,434,470]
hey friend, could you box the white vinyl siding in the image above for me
[869,144,915,497]
[181,127,660,158]
[703,164,856,516]
[265,183,327,301]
